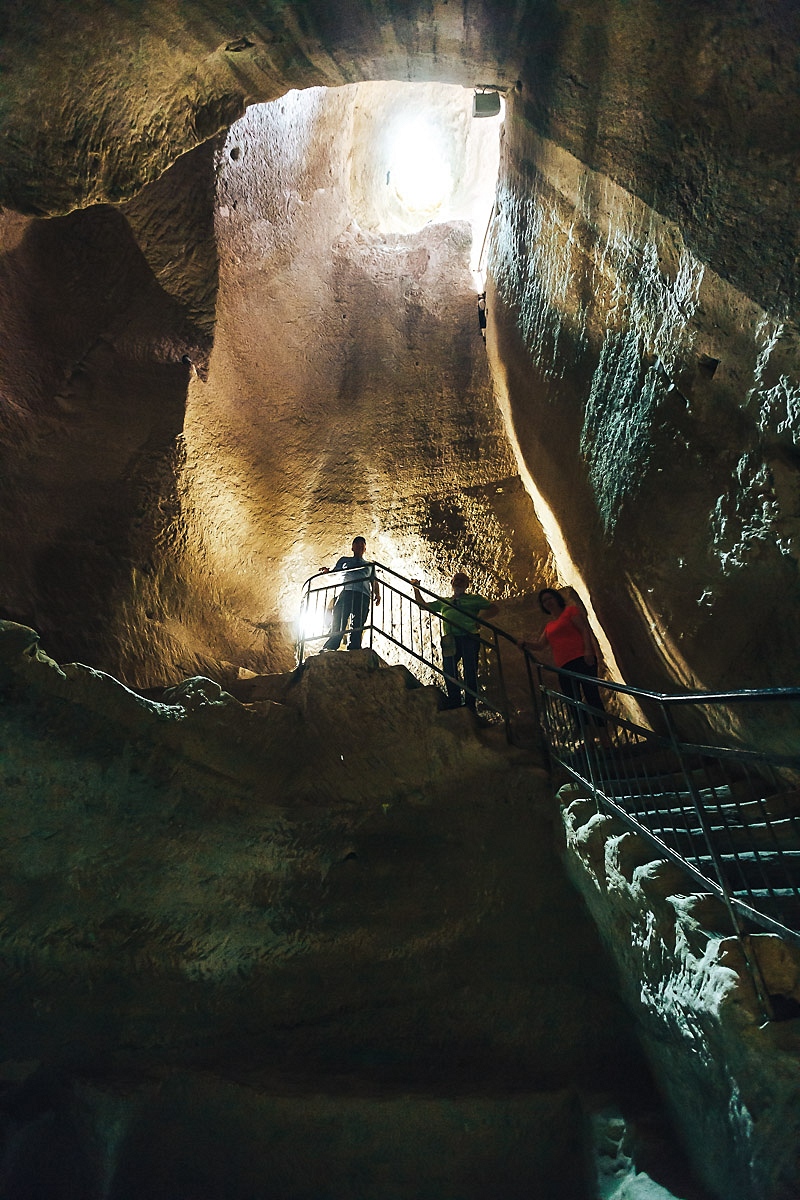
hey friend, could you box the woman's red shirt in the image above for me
[544,605,585,667]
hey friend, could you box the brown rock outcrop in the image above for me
[490,120,800,696]
[1,82,552,685]
[0,619,668,1196]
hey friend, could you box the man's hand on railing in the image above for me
[318,566,330,574]
[410,578,432,611]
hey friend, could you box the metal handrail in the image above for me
[527,653,800,1018]
[298,561,523,654]
[297,562,512,732]
[296,563,800,1000]
[539,658,800,709]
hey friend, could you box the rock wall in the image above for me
[490,4,800,696]
[490,103,800,695]
[0,145,218,679]
[0,1,524,216]
[0,84,551,685]
[182,83,549,677]
[0,619,666,1198]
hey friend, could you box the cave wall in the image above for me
[0,82,552,685]
[0,0,525,216]
[481,0,800,692]
[489,118,800,694]
[0,144,219,677]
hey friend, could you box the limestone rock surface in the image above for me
[490,117,800,699]
[0,617,696,1196]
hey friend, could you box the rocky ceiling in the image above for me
[0,0,798,698]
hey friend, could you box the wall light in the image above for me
[472,88,501,118]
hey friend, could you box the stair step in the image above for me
[342,581,800,943]
[705,795,800,822]
[591,748,785,795]
[626,842,800,894]
[562,747,800,938]
[596,782,800,826]
[594,769,770,798]
[632,818,800,853]
[736,894,800,930]
[735,887,800,900]
[597,753,756,788]
[713,853,800,893]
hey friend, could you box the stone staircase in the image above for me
[560,739,800,945]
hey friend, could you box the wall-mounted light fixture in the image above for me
[472,87,501,118]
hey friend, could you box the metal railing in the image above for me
[296,563,800,1007]
[530,658,800,1017]
[297,562,512,730]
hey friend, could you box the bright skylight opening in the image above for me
[347,82,504,266]
[389,119,453,215]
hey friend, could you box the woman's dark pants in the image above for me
[560,656,606,729]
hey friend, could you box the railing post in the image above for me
[369,564,375,651]
[524,654,551,765]
[660,701,775,1022]
[298,585,308,665]
[491,627,511,742]
[575,674,602,794]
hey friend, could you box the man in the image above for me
[319,537,380,652]
[411,571,498,709]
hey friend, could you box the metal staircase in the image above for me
[298,563,800,1003]
[537,670,800,951]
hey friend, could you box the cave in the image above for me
[0,2,799,1198]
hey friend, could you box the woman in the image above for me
[519,588,607,734]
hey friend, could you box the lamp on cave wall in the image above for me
[472,87,501,118]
